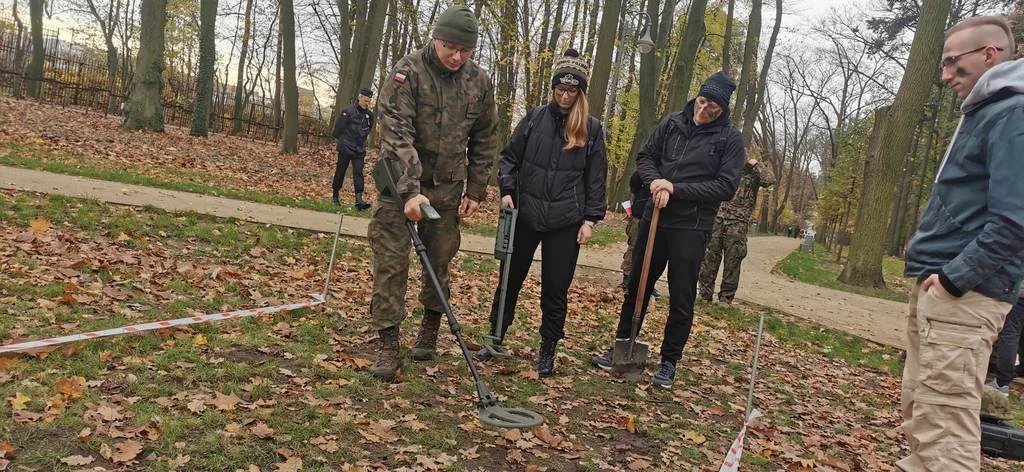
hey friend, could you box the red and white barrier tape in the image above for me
[0,294,325,354]
[719,408,762,472]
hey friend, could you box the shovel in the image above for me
[611,206,660,377]
[375,155,544,429]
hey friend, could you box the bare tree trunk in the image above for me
[587,0,622,119]
[191,0,218,137]
[585,0,600,58]
[273,28,283,141]
[839,0,951,287]
[25,0,44,99]
[124,0,167,131]
[732,0,761,126]
[721,0,735,74]
[353,0,389,95]
[231,0,254,134]
[12,0,26,99]
[280,0,298,153]
[665,0,708,113]
[740,0,781,146]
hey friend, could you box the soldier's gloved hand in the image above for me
[404,194,431,222]
[500,195,515,209]
[459,196,480,218]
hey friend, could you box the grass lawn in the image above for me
[4,190,1018,471]
[774,244,913,303]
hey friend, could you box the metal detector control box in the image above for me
[494,207,518,260]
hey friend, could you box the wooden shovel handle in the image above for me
[632,206,660,320]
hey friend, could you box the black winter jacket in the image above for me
[331,104,374,156]
[635,99,745,231]
[498,103,608,233]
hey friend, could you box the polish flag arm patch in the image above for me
[394,72,407,84]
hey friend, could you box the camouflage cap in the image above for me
[432,5,479,49]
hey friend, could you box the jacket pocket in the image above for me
[917,195,962,236]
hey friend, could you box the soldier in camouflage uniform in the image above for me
[698,158,774,305]
[366,5,498,381]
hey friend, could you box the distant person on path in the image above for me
[366,5,498,382]
[698,156,774,305]
[898,15,1024,472]
[477,49,607,377]
[331,88,375,210]
[591,71,745,389]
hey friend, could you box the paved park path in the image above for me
[1,165,907,349]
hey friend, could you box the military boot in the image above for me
[354,193,371,210]
[410,310,443,361]
[370,326,401,381]
[534,338,558,377]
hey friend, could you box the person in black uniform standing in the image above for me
[331,88,375,209]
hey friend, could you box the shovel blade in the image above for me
[611,338,649,375]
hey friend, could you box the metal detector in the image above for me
[375,155,544,429]
[479,205,517,358]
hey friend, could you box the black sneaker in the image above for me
[592,347,614,370]
[652,361,676,389]
[331,195,341,206]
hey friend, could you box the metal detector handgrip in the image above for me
[375,155,440,220]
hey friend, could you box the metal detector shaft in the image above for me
[490,207,517,342]
[320,212,346,301]
[745,312,766,419]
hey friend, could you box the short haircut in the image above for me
[946,15,1016,53]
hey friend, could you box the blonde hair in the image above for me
[562,91,590,150]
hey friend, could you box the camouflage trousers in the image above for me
[368,181,463,331]
[698,218,748,303]
[620,217,640,275]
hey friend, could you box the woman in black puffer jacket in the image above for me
[478,49,608,377]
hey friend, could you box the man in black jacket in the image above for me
[593,71,745,389]
[331,88,375,209]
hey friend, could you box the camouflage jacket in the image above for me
[376,44,498,202]
[717,161,775,222]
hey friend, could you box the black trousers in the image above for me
[615,217,709,364]
[332,150,365,195]
[488,221,581,342]
[994,298,1024,386]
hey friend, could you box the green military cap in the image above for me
[432,5,479,49]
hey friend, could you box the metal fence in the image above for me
[0,14,333,147]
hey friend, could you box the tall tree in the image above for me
[190,0,218,137]
[123,0,167,131]
[732,0,761,126]
[607,0,673,206]
[11,0,26,99]
[25,0,44,99]
[838,0,952,288]
[353,0,388,97]
[665,0,709,113]
[587,0,622,120]
[71,0,123,112]
[721,0,735,74]
[740,0,782,146]
[280,0,298,153]
[231,0,254,134]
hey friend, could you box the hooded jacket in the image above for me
[634,99,745,231]
[498,103,608,232]
[905,58,1024,303]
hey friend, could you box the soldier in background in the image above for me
[698,157,774,306]
[366,5,498,382]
